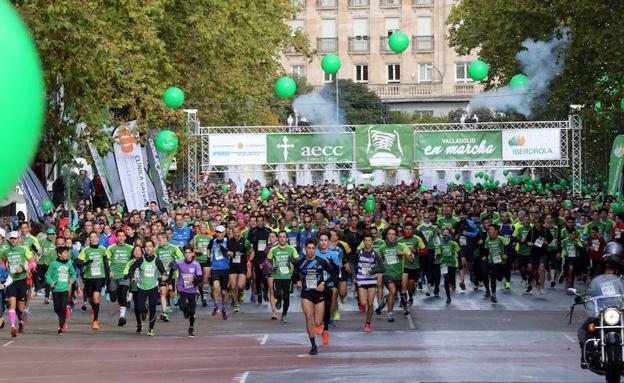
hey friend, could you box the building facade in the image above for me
[282,0,482,117]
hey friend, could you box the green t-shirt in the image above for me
[380,242,411,280]
[399,236,425,270]
[436,241,459,267]
[106,244,133,279]
[155,243,183,269]
[39,239,57,265]
[484,236,508,264]
[586,221,606,237]
[546,225,559,252]
[193,234,213,264]
[267,245,299,280]
[79,246,107,279]
[417,224,440,250]
[513,225,532,256]
[138,257,160,291]
[0,245,33,281]
[437,217,458,233]
[561,238,583,258]
[45,260,77,292]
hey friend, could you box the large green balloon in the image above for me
[0,3,44,203]
[468,60,489,81]
[275,76,297,99]
[42,200,53,213]
[321,54,341,74]
[260,187,271,201]
[509,74,529,90]
[388,32,409,53]
[364,198,376,213]
[156,130,179,153]
[163,87,185,109]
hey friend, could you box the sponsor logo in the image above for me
[274,136,345,162]
[366,126,402,167]
[117,128,138,153]
[614,146,624,158]
[508,136,526,146]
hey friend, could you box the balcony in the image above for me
[293,0,306,8]
[379,37,394,53]
[412,0,433,6]
[283,46,299,55]
[348,37,370,53]
[317,37,338,53]
[412,35,434,52]
[368,84,438,99]
[454,84,476,95]
[348,0,369,7]
[380,0,401,7]
[316,0,337,8]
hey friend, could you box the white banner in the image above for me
[208,134,267,166]
[113,121,150,211]
[502,128,561,161]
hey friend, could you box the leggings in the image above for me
[419,252,430,285]
[487,263,506,295]
[52,291,69,328]
[273,279,292,315]
[134,287,158,330]
[253,262,268,297]
[430,264,441,295]
[475,257,490,292]
[109,283,129,306]
[443,266,457,300]
[323,287,334,331]
[178,292,197,327]
[36,264,51,299]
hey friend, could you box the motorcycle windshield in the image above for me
[585,274,624,318]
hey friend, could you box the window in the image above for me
[324,72,334,83]
[355,64,369,83]
[292,65,305,78]
[419,63,432,82]
[321,19,336,38]
[387,64,400,83]
[455,63,470,83]
[417,16,432,36]
[385,17,400,36]
[290,19,304,34]
[353,18,368,38]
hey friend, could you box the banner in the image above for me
[266,133,352,164]
[608,134,624,195]
[502,128,561,160]
[355,125,413,169]
[88,143,124,204]
[415,131,502,161]
[209,134,267,166]
[146,137,170,209]
[159,151,175,179]
[19,168,50,223]
[113,121,150,211]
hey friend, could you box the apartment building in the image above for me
[282,0,482,117]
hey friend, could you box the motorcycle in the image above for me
[569,275,624,383]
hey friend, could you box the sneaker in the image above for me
[57,327,64,336]
[263,293,269,302]
[315,325,322,335]
[11,326,17,338]
[446,298,451,304]
[526,285,533,293]
[61,323,67,332]
[18,321,24,333]
[250,294,257,303]
[358,304,366,313]
[280,314,288,323]
[375,307,382,315]
[403,307,410,316]
[271,313,278,320]
[66,307,71,321]
[309,346,318,356]
[322,330,329,345]
[520,280,527,288]
[201,299,207,308]
[505,282,511,290]
[540,288,546,295]
[550,281,556,288]
[44,298,50,304]
[459,282,466,291]
[212,306,219,316]
[333,310,341,321]
[425,291,431,297]
[222,310,228,320]
[275,300,282,310]
[160,313,169,322]
[239,292,245,302]
[340,296,347,304]
[483,291,491,299]
[558,273,565,284]
[136,325,143,334]
[257,294,263,304]
[81,303,87,312]
[172,298,179,306]
[328,319,336,328]
[92,320,99,330]
[490,295,497,303]
[387,313,395,323]
[409,296,414,305]
[118,317,127,327]
[147,329,155,337]
[364,323,371,333]
[418,281,423,290]
[188,327,194,337]
[234,304,241,313]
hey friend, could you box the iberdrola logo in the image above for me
[508,136,526,146]
[614,146,624,158]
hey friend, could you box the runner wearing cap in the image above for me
[36,228,57,304]
[206,225,230,319]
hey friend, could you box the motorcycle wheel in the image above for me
[605,342,622,383]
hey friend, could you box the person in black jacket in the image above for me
[526,218,553,294]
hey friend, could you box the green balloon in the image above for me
[563,199,573,208]
[503,170,510,177]
[0,2,44,203]
[418,185,427,193]
[340,177,347,184]
[42,200,53,212]
[260,187,271,201]
[449,182,456,188]
[388,31,409,53]
[370,176,375,181]
[596,203,603,209]
[275,76,297,98]
[468,60,489,81]
[364,198,376,213]
[611,202,623,214]
[509,74,529,90]
[483,175,490,181]
[156,130,179,153]
[621,99,624,110]
[163,87,185,109]
[321,54,341,74]
[221,185,230,192]
[455,174,461,181]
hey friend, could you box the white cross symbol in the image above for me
[277,136,294,161]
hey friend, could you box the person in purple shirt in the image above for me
[168,247,202,337]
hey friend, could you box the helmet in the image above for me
[602,242,624,269]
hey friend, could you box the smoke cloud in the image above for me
[292,86,346,126]
[469,29,570,116]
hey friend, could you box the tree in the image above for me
[320,79,384,125]
[447,0,624,176]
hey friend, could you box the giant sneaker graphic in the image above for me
[366,126,403,167]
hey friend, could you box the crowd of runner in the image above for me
[0,179,621,355]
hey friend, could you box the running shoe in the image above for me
[21,311,28,322]
[417,281,423,290]
[61,323,67,332]
[44,298,50,304]
[520,280,527,288]
[483,291,491,299]
[234,304,240,313]
[358,304,365,313]
[334,310,341,321]
[10,326,17,338]
[222,310,228,320]
[57,327,64,336]
[403,307,410,316]
[322,330,329,345]
[136,325,143,334]
[118,317,127,327]
[315,325,322,335]
[66,307,71,321]
[201,299,207,308]
[172,298,179,306]
[92,320,99,330]
[275,300,282,310]
[188,327,194,337]
[105,293,110,302]
[550,281,556,288]
[446,298,452,304]
[340,296,347,304]
[147,329,155,337]
[18,321,24,333]
[250,294,257,303]
[364,323,371,333]
[81,303,87,312]
[212,306,219,316]
[505,282,511,290]
[526,285,533,293]
[262,292,269,303]
[490,295,497,303]
[540,288,546,295]
[239,292,245,302]
[328,320,336,328]
[387,313,395,323]
[271,312,278,320]
[375,307,382,315]
[257,294,263,304]
[280,314,288,323]
[309,346,318,356]
[459,282,466,291]
[160,313,169,322]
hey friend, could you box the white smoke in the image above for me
[469,29,570,116]
[292,89,346,126]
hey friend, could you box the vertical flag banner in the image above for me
[113,121,150,211]
[608,134,624,195]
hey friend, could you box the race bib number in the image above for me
[386,254,398,265]
[441,265,448,275]
[492,255,502,264]
[305,273,317,289]
[279,266,290,275]
[90,263,101,276]
[616,230,621,239]
[534,238,544,248]
[361,263,371,276]
[233,252,242,263]
[521,234,527,242]
[289,238,297,247]
[58,271,69,283]
[601,281,617,296]
[591,240,600,252]
[459,236,467,246]
[434,237,441,246]
[214,249,223,261]
[144,266,155,278]
[258,240,266,252]
[9,263,17,274]
[568,248,576,258]
[183,274,194,289]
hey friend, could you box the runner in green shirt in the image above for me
[45,246,76,335]
[105,229,133,327]
[437,206,458,234]
[191,223,212,307]
[561,230,585,289]
[379,227,412,323]
[399,222,426,313]
[483,226,510,303]
[267,231,299,322]
[418,213,440,296]
[76,232,108,331]
[435,228,460,304]
[37,229,57,304]
[512,215,533,289]
[155,232,184,322]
